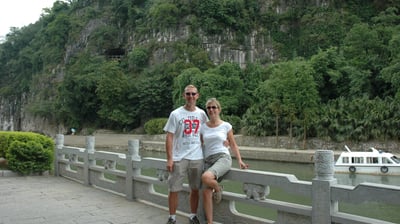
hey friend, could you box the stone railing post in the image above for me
[126,139,141,200]
[84,136,95,186]
[312,150,338,224]
[54,134,64,176]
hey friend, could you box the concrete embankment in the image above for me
[63,134,342,164]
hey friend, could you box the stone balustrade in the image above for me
[55,134,400,224]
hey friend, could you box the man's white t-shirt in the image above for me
[163,106,208,161]
[200,121,232,158]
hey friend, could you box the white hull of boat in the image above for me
[334,145,400,176]
[334,165,400,175]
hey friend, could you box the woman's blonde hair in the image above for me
[205,98,221,109]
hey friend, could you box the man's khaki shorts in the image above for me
[168,159,204,192]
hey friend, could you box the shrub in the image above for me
[144,118,168,134]
[0,134,9,158]
[0,131,54,175]
[7,140,53,175]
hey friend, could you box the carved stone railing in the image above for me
[54,134,400,224]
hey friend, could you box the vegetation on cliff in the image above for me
[0,0,399,144]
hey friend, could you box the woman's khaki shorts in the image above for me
[204,153,232,181]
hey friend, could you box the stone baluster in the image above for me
[84,136,95,186]
[54,134,64,176]
[312,150,338,224]
[126,139,141,200]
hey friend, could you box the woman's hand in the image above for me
[239,161,249,169]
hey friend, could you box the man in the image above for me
[163,84,207,224]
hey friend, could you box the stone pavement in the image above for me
[0,175,186,224]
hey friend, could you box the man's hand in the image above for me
[223,139,230,147]
[166,159,174,172]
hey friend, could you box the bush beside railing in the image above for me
[0,131,53,175]
[54,134,400,224]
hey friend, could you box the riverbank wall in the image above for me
[63,133,400,164]
[64,134,345,164]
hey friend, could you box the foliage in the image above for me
[39,3,73,64]
[244,59,319,143]
[135,71,172,122]
[310,47,349,102]
[221,115,242,134]
[1,1,400,143]
[148,2,180,29]
[144,118,168,135]
[172,67,204,108]
[316,97,400,142]
[172,63,245,116]
[0,134,8,158]
[87,25,120,53]
[96,61,138,128]
[0,131,54,175]
[128,47,149,72]
[298,7,357,57]
[193,0,257,34]
[7,140,53,175]
[56,53,105,128]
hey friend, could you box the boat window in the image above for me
[342,157,349,163]
[366,157,378,164]
[391,156,400,164]
[382,157,393,164]
[351,157,364,164]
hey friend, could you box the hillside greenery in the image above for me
[0,0,400,144]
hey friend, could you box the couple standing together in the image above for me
[163,84,248,224]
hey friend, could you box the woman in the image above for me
[200,98,248,224]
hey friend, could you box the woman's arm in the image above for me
[227,129,249,169]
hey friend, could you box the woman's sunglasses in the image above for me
[185,92,197,96]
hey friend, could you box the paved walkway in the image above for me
[0,134,342,224]
[0,176,185,224]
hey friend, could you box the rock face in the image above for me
[0,1,309,135]
[0,97,18,132]
[0,17,277,137]
[0,95,66,136]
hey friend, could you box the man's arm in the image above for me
[165,132,174,172]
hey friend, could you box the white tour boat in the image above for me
[334,145,400,175]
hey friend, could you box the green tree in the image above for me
[377,7,400,99]
[201,63,244,115]
[136,71,172,123]
[258,59,319,148]
[96,61,137,128]
[172,67,204,107]
[41,13,71,63]
[381,50,400,100]
[310,47,349,102]
[240,63,267,114]
[299,8,352,57]
[148,2,180,29]
[128,47,149,72]
[87,25,120,54]
[343,22,392,98]
[56,54,105,128]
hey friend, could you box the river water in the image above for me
[141,151,400,223]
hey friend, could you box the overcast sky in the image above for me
[0,0,57,40]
